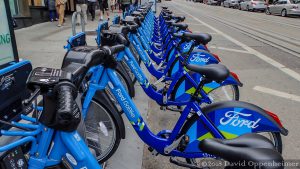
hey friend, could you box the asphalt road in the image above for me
[142,1,300,168]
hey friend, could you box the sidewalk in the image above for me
[14,10,146,169]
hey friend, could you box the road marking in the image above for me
[185,23,204,26]
[192,31,218,35]
[253,86,300,102]
[171,1,300,82]
[209,46,250,54]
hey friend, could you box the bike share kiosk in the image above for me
[0,1,32,167]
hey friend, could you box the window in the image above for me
[8,0,30,17]
[0,0,15,65]
[278,0,287,3]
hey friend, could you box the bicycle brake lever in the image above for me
[23,88,41,106]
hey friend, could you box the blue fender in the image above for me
[183,101,288,153]
[187,49,219,65]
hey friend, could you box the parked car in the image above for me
[239,0,267,11]
[207,0,219,5]
[266,0,300,16]
[223,0,239,7]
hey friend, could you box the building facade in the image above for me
[8,0,76,29]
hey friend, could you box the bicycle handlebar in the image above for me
[102,44,125,56]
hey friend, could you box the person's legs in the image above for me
[57,4,65,26]
[49,10,54,21]
[81,4,88,24]
[88,2,95,20]
[88,2,92,16]
[91,2,96,20]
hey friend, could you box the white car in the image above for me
[239,0,267,11]
[266,0,300,16]
[207,0,219,5]
[223,0,239,7]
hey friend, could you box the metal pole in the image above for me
[71,11,85,36]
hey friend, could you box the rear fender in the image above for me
[188,49,219,65]
[183,101,288,153]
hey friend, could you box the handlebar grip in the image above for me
[110,44,125,54]
[103,45,125,55]
[55,82,81,131]
[116,34,130,46]
[128,24,139,32]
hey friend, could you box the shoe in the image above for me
[76,23,80,26]
[55,18,58,21]
[92,18,95,21]
[57,24,62,27]
[50,19,54,22]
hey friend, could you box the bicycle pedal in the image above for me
[160,106,166,111]
[151,84,158,91]
[148,147,159,156]
[170,157,205,169]
[166,106,182,112]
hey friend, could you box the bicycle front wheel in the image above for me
[85,99,121,163]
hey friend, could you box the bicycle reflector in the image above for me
[265,110,283,128]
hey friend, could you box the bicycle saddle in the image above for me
[186,64,229,82]
[122,16,140,25]
[165,20,175,25]
[172,15,186,22]
[171,22,188,31]
[136,9,147,15]
[131,11,145,20]
[131,11,144,17]
[163,10,173,14]
[139,6,147,9]
[62,47,118,72]
[183,32,212,45]
[200,134,284,169]
[106,25,129,34]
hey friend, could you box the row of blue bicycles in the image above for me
[0,2,288,169]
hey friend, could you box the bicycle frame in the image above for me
[82,65,225,158]
[0,115,101,169]
[117,47,212,106]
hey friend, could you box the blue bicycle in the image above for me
[0,46,127,169]
[58,5,286,164]
[77,45,287,167]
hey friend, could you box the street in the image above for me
[142,1,300,168]
[11,1,300,168]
